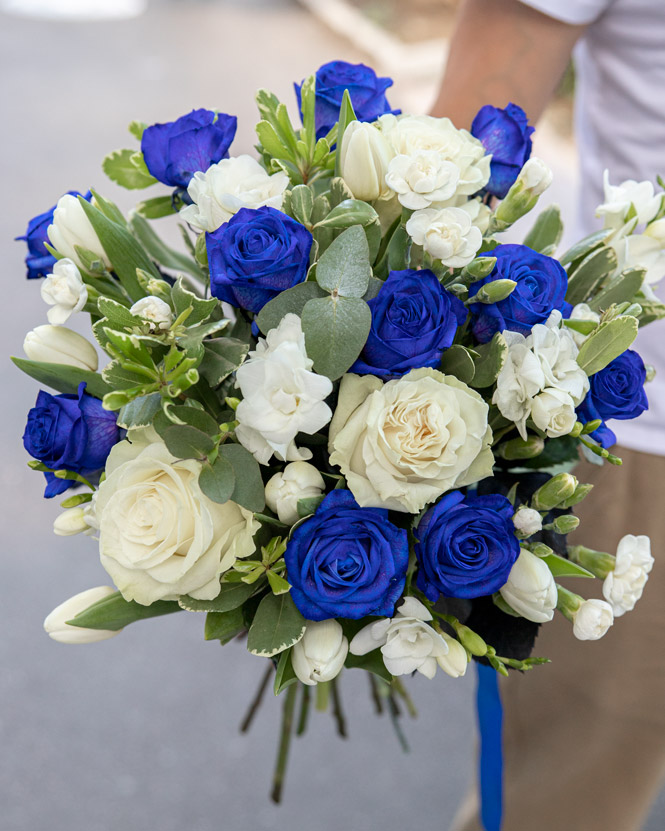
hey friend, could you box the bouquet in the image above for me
[15,59,663,802]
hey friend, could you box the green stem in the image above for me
[330,678,347,738]
[315,680,330,712]
[270,682,298,804]
[369,675,384,715]
[391,678,417,719]
[239,663,273,734]
[296,683,311,736]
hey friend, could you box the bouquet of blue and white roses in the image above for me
[15,60,664,799]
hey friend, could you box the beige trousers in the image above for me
[453,447,665,831]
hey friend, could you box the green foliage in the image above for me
[301,295,372,380]
[256,281,327,334]
[199,337,249,387]
[469,332,508,388]
[334,89,357,177]
[204,607,245,644]
[171,277,218,326]
[67,591,180,631]
[247,592,306,658]
[178,581,258,613]
[135,195,177,219]
[117,392,162,428]
[218,443,266,512]
[523,205,563,254]
[517,434,580,470]
[290,184,314,226]
[199,454,235,503]
[565,245,618,305]
[541,553,594,579]
[128,212,204,281]
[102,148,157,189]
[440,344,477,384]
[128,120,147,141]
[11,357,111,399]
[315,225,371,297]
[163,424,215,459]
[297,495,325,518]
[588,267,645,312]
[314,199,379,231]
[559,228,614,267]
[274,649,299,695]
[344,648,392,683]
[576,315,639,375]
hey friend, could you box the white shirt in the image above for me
[520,0,665,455]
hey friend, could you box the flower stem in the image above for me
[391,678,418,719]
[330,679,347,738]
[369,675,384,715]
[315,680,330,712]
[296,683,311,736]
[239,663,273,734]
[270,682,298,804]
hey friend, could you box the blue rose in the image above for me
[469,244,571,343]
[16,190,89,280]
[415,490,520,600]
[351,269,467,377]
[207,206,312,313]
[577,349,648,448]
[295,60,400,140]
[284,489,409,621]
[23,383,121,498]
[471,103,534,199]
[141,108,237,189]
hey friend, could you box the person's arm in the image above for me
[431,0,586,127]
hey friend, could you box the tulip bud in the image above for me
[531,472,578,511]
[548,514,580,535]
[499,435,545,460]
[436,632,468,678]
[43,586,121,644]
[499,550,557,623]
[468,279,517,305]
[265,462,325,525]
[24,324,98,371]
[512,506,542,538]
[291,620,349,686]
[53,506,89,536]
[47,194,111,272]
[339,121,395,202]
[130,296,173,332]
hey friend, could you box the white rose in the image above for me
[596,169,662,230]
[53,506,90,537]
[603,534,653,617]
[500,549,557,623]
[44,586,120,644]
[405,206,482,267]
[572,598,614,640]
[130,296,173,331]
[292,619,348,686]
[436,631,468,678]
[95,428,259,605]
[179,155,289,232]
[235,314,333,465]
[41,258,88,325]
[329,368,493,513]
[339,121,395,201]
[516,157,553,197]
[512,506,543,537]
[264,461,325,525]
[350,596,450,680]
[378,114,490,196]
[385,151,460,210]
[530,387,577,438]
[48,194,111,271]
[567,303,600,347]
[23,324,98,371]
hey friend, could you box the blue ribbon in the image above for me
[476,662,503,831]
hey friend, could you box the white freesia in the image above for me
[48,194,111,271]
[350,597,450,680]
[339,121,395,201]
[613,217,665,288]
[385,151,460,210]
[130,296,173,331]
[603,534,653,617]
[94,428,258,605]
[500,550,557,623]
[568,303,601,347]
[378,114,490,196]
[179,154,289,232]
[292,620,348,686]
[53,506,89,537]
[23,324,98,371]
[436,631,468,678]
[235,314,333,464]
[512,506,543,537]
[573,598,614,640]
[515,157,553,197]
[405,206,482,267]
[596,170,662,230]
[329,368,493,513]
[44,586,120,644]
[264,461,325,525]
[40,258,88,325]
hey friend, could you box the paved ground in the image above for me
[0,1,662,829]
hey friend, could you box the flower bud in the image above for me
[516,157,553,197]
[43,586,121,644]
[572,598,614,640]
[339,121,395,202]
[493,158,552,229]
[528,542,554,558]
[499,435,544,460]
[453,623,487,657]
[532,472,578,511]
[47,194,111,272]
[41,258,88,325]
[53,506,89,536]
[499,549,557,623]
[436,632,468,678]
[469,279,517,304]
[130,296,173,332]
[549,514,580,535]
[602,534,653,617]
[264,462,325,525]
[559,483,594,509]
[291,619,348,686]
[24,324,98,371]
[512,506,542,538]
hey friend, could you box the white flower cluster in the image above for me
[603,534,653,617]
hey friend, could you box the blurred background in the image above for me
[1,0,662,828]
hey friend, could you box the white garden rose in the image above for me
[24,324,98,371]
[500,549,557,623]
[603,534,653,617]
[95,428,259,605]
[44,586,120,644]
[338,120,395,201]
[130,296,173,331]
[292,620,348,686]
[179,154,289,232]
[264,461,325,525]
[329,368,493,513]
[235,314,333,464]
[405,205,482,267]
[385,151,460,210]
[41,258,88,325]
[572,598,614,640]
[596,169,663,230]
[48,194,111,271]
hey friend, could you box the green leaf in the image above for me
[218,443,266,512]
[565,245,618,306]
[128,120,147,141]
[247,592,306,657]
[267,570,292,595]
[67,591,180,631]
[522,205,563,254]
[256,120,295,162]
[171,277,218,325]
[255,281,327,334]
[440,345,476,384]
[97,297,142,328]
[179,581,258,613]
[469,332,508,388]
[90,189,127,227]
[163,424,215,459]
[559,228,614,267]
[101,359,151,390]
[199,337,249,387]
[11,357,111,399]
[576,315,639,375]
[274,648,299,695]
[301,294,372,380]
[102,148,157,190]
[492,593,522,618]
[290,184,314,226]
[344,648,392,683]
[542,553,594,579]
[154,403,219,435]
[315,225,371,297]
[588,267,645,312]
[329,177,355,207]
[335,89,357,177]
[135,195,177,220]
[117,392,162,428]
[199,454,235,504]
[514,434,580,470]
[297,495,325,518]
[364,220,382,264]
[314,199,379,231]
[128,212,204,281]
[204,607,245,643]
[363,276,384,302]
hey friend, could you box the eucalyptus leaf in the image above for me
[117,393,162,428]
[67,591,180,631]
[163,424,215,459]
[179,581,258,613]
[301,294,372,380]
[565,246,618,305]
[315,225,371,298]
[542,553,594,579]
[576,315,639,375]
[11,357,111,399]
[218,443,266,512]
[199,455,235,504]
[199,337,249,387]
[440,345,476,384]
[363,276,384,301]
[255,281,326,334]
[522,205,563,254]
[204,607,245,643]
[314,199,379,230]
[469,332,508,388]
[102,148,157,190]
[247,592,306,657]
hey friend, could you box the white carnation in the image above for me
[264,461,325,525]
[512,506,542,537]
[406,206,482,267]
[603,534,653,617]
[385,151,460,210]
[41,258,88,325]
[573,598,614,640]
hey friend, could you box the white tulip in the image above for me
[339,121,395,201]
[264,462,325,525]
[406,206,482,267]
[572,598,614,640]
[44,586,120,644]
[53,506,89,537]
[48,194,111,271]
[291,620,348,686]
[40,258,88,325]
[515,157,553,197]
[500,549,557,623]
[23,324,98,371]
[596,170,663,230]
[436,632,468,678]
[130,296,173,331]
[512,506,542,537]
[603,534,653,617]
[385,151,460,210]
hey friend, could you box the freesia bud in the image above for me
[572,599,614,640]
[292,619,348,686]
[130,296,173,332]
[265,462,325,525]
[512,506,542,538]
[43,586,121,644]
[40,258,88,325]
[339,121,395,202]
[53,506,89,536]
[24,324,98,371]
[532,472,578,511]
[47,194,111,271]
[500,549,557,623]
[436,632,468,678]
